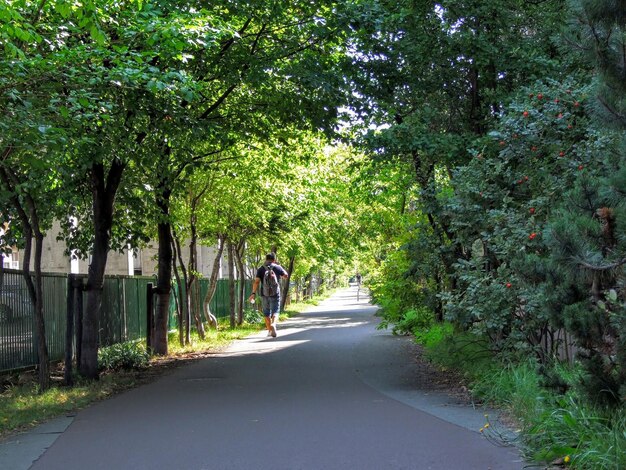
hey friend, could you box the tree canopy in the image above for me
[2,0,626,418]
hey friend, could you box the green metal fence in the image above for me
[0,269,250,374]
[0,270,65,372]
[168,279,253,326]
[100,275,154,345]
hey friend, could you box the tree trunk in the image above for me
[19,223,50,391]
[191,279,202,333]
[304,272,312,299]
[80,159,125,379]
[227,240,236,329]
[468,66,483,134]
[0,260,5,321]
[173,231,195,343]
[82,229,107,379]
[187,209,205,339]
[411,150,464,302]
[0,165,50,390]
[280,255,295,312]
[154,186,172,355]
[171,236,186,346]
[202,234,225,328]
[32,230,50,390]
[189,279,203,338]
[317,271,324,295]
[234,240,246,325]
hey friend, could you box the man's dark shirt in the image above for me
[256,263,288,297]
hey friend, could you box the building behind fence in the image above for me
[0,269,251,373]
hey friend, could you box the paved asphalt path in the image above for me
[27,287,522,470]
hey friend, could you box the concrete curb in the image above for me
[0,415,75,470]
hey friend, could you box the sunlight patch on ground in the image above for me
[215,310,368,357]
[284,316,368,329]
[216,337,311,357]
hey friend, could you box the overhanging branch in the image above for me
[576,257,626,271]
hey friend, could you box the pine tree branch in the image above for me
[597,93,626,124]
[576,257,626,271]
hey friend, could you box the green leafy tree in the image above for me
[136,0,349,354]
[537,0,626,404]
[0,0,98,389]
[444,78,598,357]
[346,0,569,322]
[0,154,55,391]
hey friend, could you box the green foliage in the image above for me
[441,78,596,356]
[346,0,603,368]
[370,244,436,333]
[2,0,358,373]
[565,0,626,131]
[0,0,624,448]
[526,397,626,469]
[423,328,495,378]
[339,0,626,464]
[243,308,264,325]
[424,329,626,469]
[389,306,434,336]
[414,322,453,350]
[98,342,149,371]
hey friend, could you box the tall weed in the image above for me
[422,327,626,469]
[525,397,626,469]
[472,361,546,426]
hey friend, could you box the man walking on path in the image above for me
[248,252,288,337]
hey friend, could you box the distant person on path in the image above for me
[248,253,288,338]
[356,272,362,285]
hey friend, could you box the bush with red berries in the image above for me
[443,78,609,357]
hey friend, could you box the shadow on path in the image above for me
[3,286,523,470]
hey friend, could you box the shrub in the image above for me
[391,306,434,336]
[244,308,264,325]
[98,341,150,371]
[370,237,438,332]
[414,322,453,349]
[424,328,494,377]
[444,78,602,360]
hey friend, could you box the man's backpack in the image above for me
[262,264,280,297]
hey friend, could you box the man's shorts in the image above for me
[261,295,280,317]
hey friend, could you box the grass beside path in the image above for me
[420,323,626,469]
[0,290,334,439]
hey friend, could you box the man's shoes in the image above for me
[270,324,277,337]
[267,330,273,337]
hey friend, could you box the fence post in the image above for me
[64,274,76,386]
[76,279,84,370]
[121,277,127,342]
[147,282,154,354]
[119,277,123,342]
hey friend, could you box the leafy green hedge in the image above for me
[98,341,150,371]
